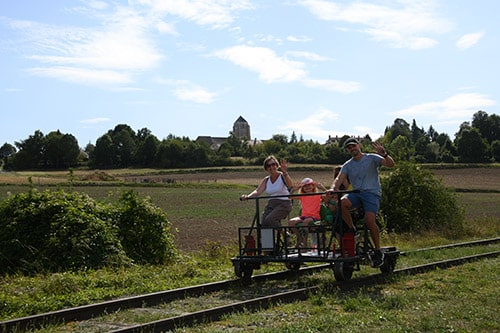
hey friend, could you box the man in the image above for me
[332,138,395,267]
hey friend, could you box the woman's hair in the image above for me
[263,155,278,170]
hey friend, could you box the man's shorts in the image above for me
[344,191,380,214]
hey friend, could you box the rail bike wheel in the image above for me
[233,261,243,278]
[240,263,254,285]
[285,262,301,271]
[333,261,354,281]
[380,255,397,273]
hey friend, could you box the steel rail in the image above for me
[400,236,500,255]
[0,265,322,332]
[109,250,500,333]
[1,238,499,332]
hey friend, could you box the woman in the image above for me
[240,155,293,227]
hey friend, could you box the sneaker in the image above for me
[346,227,357,234]
[371,250,385,268]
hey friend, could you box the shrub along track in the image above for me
[1,237,499,333]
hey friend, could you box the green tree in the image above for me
[471,110,500,144]
[384,118,412,143]
[262,135,286,156]
[12,130,45,169]
[427,125,438,142]
[388,135,412,162]
[135,134,159,167]
[324,143,348,165]
[435,133,456,157]
[223,132,244,156]
[92,134,115,168]
[491,140,500,162]
[424,141,440,163]
[156,138,184,168]
[111,125,137,167]
[414,135,430,158]
[0,143,16,169]
[455,128,489,162]
[411,119,425,144]
[44,131,80,169]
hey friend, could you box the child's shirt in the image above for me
[300,195,321,220]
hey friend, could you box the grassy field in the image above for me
[0,166,499,251]
[0,166,499,330]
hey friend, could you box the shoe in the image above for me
[285,232,292,247]
[295,242,307,254]
[371,250,384,268]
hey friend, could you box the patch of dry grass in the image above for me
[1,167,499,252]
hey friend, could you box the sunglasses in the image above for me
[266,162,277,168]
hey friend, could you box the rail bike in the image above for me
[231,190,400,284]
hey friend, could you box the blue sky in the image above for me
[1,0,498,147]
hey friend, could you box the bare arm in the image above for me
[316,182,328,191]
[279,159,293,188]
[373,142,395,168]
[241,177,267,200]
[332,172,348,190]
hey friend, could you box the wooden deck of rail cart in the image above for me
[231,191,400,284]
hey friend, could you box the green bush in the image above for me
[380,162,465,233]
[0,189,129,274]
[115,190,177,264]
[0,189,177,275]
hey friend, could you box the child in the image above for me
[288,177,326,250]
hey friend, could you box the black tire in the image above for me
[333,261,354,281]
[285,262,301,271]
[241,265,253,285]
[233,261,242,278]
[380,255,397,273]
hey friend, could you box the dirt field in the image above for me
[120,167,500,191]
[1,167,499,252]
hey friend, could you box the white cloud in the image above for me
[27,67,133,85]
[158,79,217,104]
[134,0,254,29]
[83,0,109,10]
[286,35,312,43]
[456,32,484,50]
[299,0,452,49]
[279,108,340,140]
[213,45,359,93]
[286,51,331,61]
[8,4,163,86]
[302,79,361,94]
[392,93,496,122]
[213,45,307,83]
[173,85,217,104]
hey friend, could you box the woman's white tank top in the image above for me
[266,175,289,200]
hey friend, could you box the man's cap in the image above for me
[344,138,360,148]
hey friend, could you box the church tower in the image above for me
[233,116,251,139]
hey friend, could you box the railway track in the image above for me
[1,237,499,332]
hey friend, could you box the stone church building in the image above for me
[196,116,255,150]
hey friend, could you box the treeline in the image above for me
[1,111,499,171]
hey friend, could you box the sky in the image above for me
[1,0,499,148]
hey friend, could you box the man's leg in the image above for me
[364,211,380,250]
[340,197,355,230]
